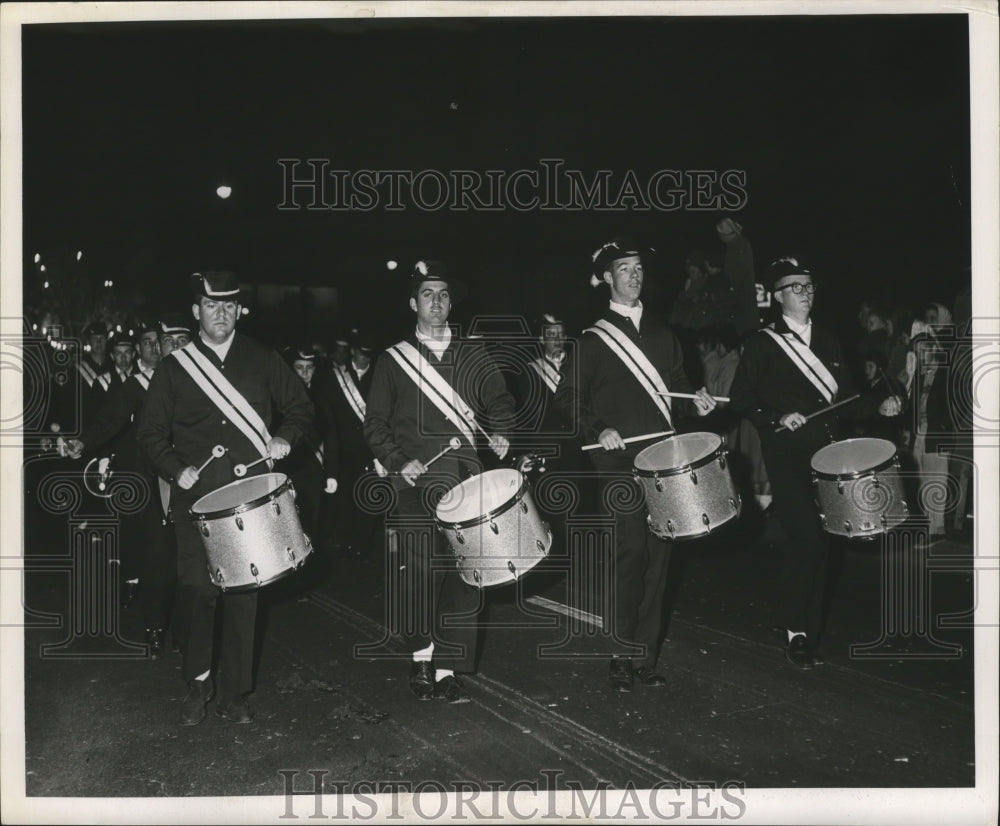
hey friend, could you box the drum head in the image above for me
[634,432,721,472]
[435,468,524,525]
[811,438,896,476]
[192,472,287,516]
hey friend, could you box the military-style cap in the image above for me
[769,256,813,288]
[590,236,654,280]
[190,271,241,300]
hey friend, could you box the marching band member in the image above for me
[555,237,716,693]
[138,271,314,725]
[729,257,901,669]
[364,260,514,704]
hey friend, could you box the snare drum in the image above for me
[190,472,312,591]
[811,438,909,538]
[435,468,552,588]
[633,433,741,540]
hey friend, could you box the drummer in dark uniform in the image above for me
[137,271,314,725]
[65,322,176,654]
[77,321,116,429]
[364,260,515,704]
[729,257,901,668]
[555,237,716,693]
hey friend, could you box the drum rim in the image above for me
[189,473,291,521]
[810,438,899,480]
[633,442,725,478]
[436,476,531,530]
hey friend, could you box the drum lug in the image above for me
[718,453,727,471]
[215,567,223,584]
[901,500,909,514]
[690,470,698,485]
[235,516,244,531]
[666,519,675,537]
[250,563,260,585]
[880,514,888,530]
[490,519,499,535]
[472,569,481,586]
[456,530,465,545]
[819,513,827,526]
[729,497,738,511]
[702,513,710,528]
[507,561,516,575]
[536,538,546,552]
[844,520,852,535]
[872,476,881,489]
[199,520,210,538]
[272,500,281,516]
[457,554,465,562]
[837,481,845,495]
[304,533,313,551]
[654,474,663,492]
[520,500,528,514]
[286,546,296,562]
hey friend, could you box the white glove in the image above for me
[324,478,338,494]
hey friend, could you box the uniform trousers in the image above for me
[393,484,479,672]
[134,479,177,631]
[173,496,257,696]
[760,441,830,640]
[593,452,673,667]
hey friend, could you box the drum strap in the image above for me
[95,373,111,392]
[135,373,150,391]
[77,360,98,388]
[529,357,561,394]
[171,343,271,460]
[585,320,673,427]
[334,367,366,422]
[387,342,477,446]
[762,326,838,403]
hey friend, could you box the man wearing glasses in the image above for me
[729,257,900,669]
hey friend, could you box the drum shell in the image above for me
[435,470,552,589]
[190,473,312,592]
[633,434,741,540]
[811,441,909,538]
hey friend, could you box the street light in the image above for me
[217,185,232,199]
[386,260,398,271]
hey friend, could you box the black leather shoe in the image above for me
[145,627,164,660]
[634,665,667,686]
[120,580,139,609]
[216,695,254,724]
[408,661,435,700]
[434,675,471,704]
[179,677,215,726]
[785,634,816,669]
[609,657,633,693]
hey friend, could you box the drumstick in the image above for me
[656,391,730,403]
[773,393,861,433]
[233,454,270,478]
[424,437,462,469]
[196,444,226,474]
[581,430,673,451]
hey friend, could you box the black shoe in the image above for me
[408,661,435,700]
[434,675,471,704]
[216,695,254,724]
[609,657,633,693]
[179,677,215,726]
[634,665,667,687]
[120,581,139,609]
[785,634,816,670]
[145,627,164,660]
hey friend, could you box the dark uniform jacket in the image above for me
[364,331,515,492]
[80,371,154,475]
[554,309,696,460]
[324,362,375,471]
[277,378,339,481]
[137,333,314,503]
[729,316,877,456]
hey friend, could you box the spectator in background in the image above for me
[715,217,759,337]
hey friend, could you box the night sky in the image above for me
[21,13,971,344]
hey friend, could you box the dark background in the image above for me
[21,13,971,346]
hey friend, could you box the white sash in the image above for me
[334,368,366,423]
[135,373,150,391]
[530,357,561,394]
[762,326,838,403]
[95,373,111,392]
[585,319,673,427]
[77,360,98,388]
[386,341,477,446]
[314,442,324,467]
[171,342,271,459]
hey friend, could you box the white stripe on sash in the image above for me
[530,357,561,394]
[585,320,673,427]
[172,343,271,459]
[135,373,150,391]
[387,341,477,446]
[762,326,838,403]
[334,368,366,423]
[314,442,324,467]
[96,374,111,392]
[77,361,98,388]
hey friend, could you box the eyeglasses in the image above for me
[776,282,817,295]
